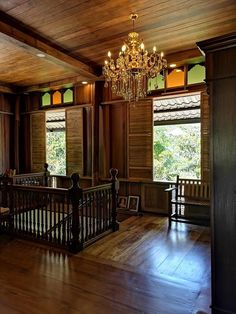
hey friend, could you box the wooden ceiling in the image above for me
[0,0,236,91]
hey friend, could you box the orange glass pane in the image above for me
[167,68,184,88]
[52,91,62,105]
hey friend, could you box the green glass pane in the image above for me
[148,74,165,91]
[63,89,73,103]
[188,64,205,85]
[42,93,51,106]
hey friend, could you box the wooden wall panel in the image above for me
[0,94,14,173]
[110,103,128,178]
[19,114,31,173]
[83,107,93,177]
[30,112,46,172]
[0,115,11,173]
[201,91,210,181]
[66,107,83,176]
[129,101,153,180]
[75,84,93,105]
[141,183,169,214]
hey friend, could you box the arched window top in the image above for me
[42,92,51,106]
[52,91,62,105]
[63,89,73,103]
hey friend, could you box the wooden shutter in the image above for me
[66,107,83,176]
[201,91,210,181]
[30,112,46,172]
[128,100,153,179]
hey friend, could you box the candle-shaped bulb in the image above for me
[104,60,108,65]
[122,44,126,52]
[140,42,145,50]
[160,52,164,58]
[108,51,111,58]
[153,46,157,52]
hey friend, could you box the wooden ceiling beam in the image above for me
[19,76,92,93]
[0,83,17,94]
[0,11,99,80]
[166,48,204,65]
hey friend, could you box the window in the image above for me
[153,93,201,181]
[147,62,205,93]
[41,88,74,107]
[46,110,66,175]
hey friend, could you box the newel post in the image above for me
[43,163,50,187]
[110,168,119,232]
[68,173,83,253]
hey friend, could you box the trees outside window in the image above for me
[46,110,66,175]
[46,131,66,175]
[153,123,201,181]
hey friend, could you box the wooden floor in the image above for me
[0,215,211,314]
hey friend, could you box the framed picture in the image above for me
[128,196,139,212]
[118,196,128,209]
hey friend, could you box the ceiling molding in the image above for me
[0,10,99,80]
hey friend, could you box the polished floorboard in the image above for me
[0,215,211,314]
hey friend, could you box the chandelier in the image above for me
[103,13,167,102]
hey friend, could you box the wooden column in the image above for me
[14,95,20,173]
[93,81,104,185]
[198,33,236,314]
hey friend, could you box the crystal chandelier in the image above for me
[103,13,167,102]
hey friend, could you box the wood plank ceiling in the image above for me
[0,0,235,91]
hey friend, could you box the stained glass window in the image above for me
[188,64,205,85]
[42,92,51,106]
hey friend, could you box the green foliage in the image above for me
[46,131,66,175]
[153,123,200,181]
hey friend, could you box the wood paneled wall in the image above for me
[19,85,93,176]
[198,34,236,314]
[99,88,210,213]
[0,93,14,173]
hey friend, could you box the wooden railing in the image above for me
[0,169,119,253]
[12,163,50,186]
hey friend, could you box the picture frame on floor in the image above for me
[127,196,139,212]
[118,196,128,209]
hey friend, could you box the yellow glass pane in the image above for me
[52,91,62,105]
[167,68,184,88]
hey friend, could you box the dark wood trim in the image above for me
[14,95,20,173]
[197,32,236,53]
[0,110,14,115]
